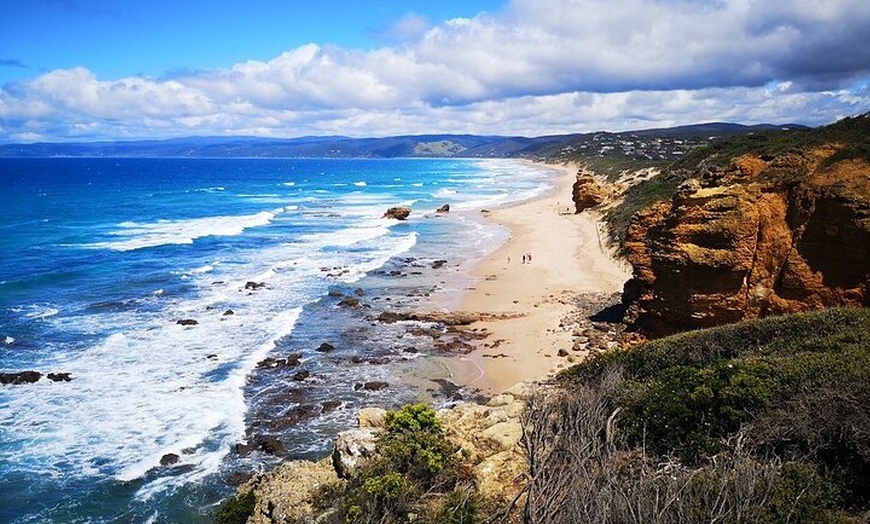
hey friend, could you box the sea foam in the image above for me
[86,209,284,251]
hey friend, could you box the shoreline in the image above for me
[442,161,630,394]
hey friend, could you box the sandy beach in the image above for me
[446,162,630,394]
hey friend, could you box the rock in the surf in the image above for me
[0,371,42,385]
[382,206,411,220]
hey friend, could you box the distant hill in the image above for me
[0,122,810,159]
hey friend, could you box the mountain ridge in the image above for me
[0,122,809,159]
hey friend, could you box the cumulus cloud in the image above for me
[1,0,869,141]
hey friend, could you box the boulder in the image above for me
[357,407,388,428]
[253,435,285,456]
[0,371,42,385]
[292,370,310,382]
[160,453,180,466]
[332,428,379,479]
[176,318,198,326]
[315,342,335,353]
[46,372,72,382]
[337,296,361,308]
[436,203,450,213]
[244,458,338,524]
[354,381,388,391]
[383,206,412,220]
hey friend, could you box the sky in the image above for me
[1,0,869,142]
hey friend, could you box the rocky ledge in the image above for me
[236,382,536,523]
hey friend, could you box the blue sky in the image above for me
[1,0,869,142]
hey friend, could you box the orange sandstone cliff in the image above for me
[621,142,869,337]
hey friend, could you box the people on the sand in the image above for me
[521,254,527,264]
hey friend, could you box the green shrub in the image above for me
[384,403,442,433]
[214,490,256,524]
[430,487,480,524]
[325,403,466,524]
[748,462,846,524]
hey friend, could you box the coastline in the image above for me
[443,161,630,394]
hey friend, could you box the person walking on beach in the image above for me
[521,254,527,264]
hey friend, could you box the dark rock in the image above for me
[354,381,389,392]
[322,400,342,414]
[234,442,252,456]
[557,348,569,357]
[253,436,285,456]
[46,372,72,382]
[436,203,450,213]
[257,353,302,369]
[0,371,42,385]
[176,318,198,326]
[222,309,235,316]
[244,281,266,290]
[160,453,180,466]
[431,259,448,269]
[292,370,311,381]
[338,296,361,308]
[316,342,335,353]
[226,472,254,486]
[269,405,318,429]
[383,206,412,220]
[328,289,343,297]
[354,288,365,296]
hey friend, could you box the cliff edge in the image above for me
[621,116,869,336]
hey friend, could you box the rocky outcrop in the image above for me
[244,458,339,524]
[436,203,450,213]
[0,371,42,385]
[239,383,535,522]
[383,206,412,220]
[623,148,870,337]
[1,371,74,385]
[438,383,532,502]
[572,173,607,212]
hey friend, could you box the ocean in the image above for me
[0,157,554,523]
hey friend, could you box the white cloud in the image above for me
[1,0,869,141]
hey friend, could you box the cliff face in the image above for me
[623,147,870,337]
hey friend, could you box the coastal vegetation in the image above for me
[219,308,870,522]
[312,403,480,524]
[213,112,868,523]
[524,307,870,522]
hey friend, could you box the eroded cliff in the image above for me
[622,143,869,337]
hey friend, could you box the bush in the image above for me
[323,404,467,524]
[214,490,256,524]
[554,308,870,517]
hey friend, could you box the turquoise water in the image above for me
[0,157,553,522]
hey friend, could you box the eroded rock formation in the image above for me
[572,173,607,212]
[623,147,869,336]
[237,383,534,523]
[383,206,412,220]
